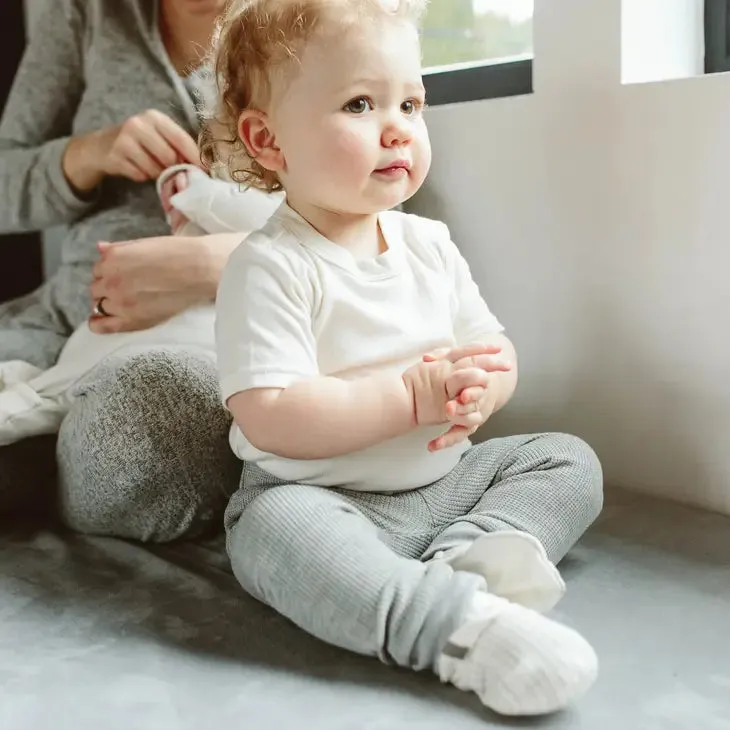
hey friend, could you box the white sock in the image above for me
[434,531,566,613]
[438,591,598,716]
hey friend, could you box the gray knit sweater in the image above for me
[0,0,198,266]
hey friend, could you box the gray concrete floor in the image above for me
[1,487,729,729]
[544,488,730,730]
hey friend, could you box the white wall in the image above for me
[409,0,730,514]
[622,0,704,83]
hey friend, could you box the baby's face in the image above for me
[269,19,431,217]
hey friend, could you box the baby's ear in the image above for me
[238,110,284,174]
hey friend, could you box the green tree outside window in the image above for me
[421,0,533,69]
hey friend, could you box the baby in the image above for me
[210,0,603,717]
[0,166,282,446]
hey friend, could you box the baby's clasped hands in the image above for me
[428,343,512,452]
[401,343,512,452]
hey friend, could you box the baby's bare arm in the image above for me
[226,345,499,460]
[227,373,415,460]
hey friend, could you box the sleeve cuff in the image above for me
[45,136,101,216]
[219,370,313,407]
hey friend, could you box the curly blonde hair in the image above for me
[198,0,427,192]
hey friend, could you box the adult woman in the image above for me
[0,0,242,540]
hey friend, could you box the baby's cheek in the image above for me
[413,127,432,174]
[333,126,374,162]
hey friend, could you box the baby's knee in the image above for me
[227,483,316,551]
[226,484,335,595]
[544,432,604,522]
[226,485,302,593]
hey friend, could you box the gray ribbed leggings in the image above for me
[225,434,603,671]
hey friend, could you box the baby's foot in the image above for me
[439,591,598,716]
[434,531,565,613]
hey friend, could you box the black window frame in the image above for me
[425,0,730,102]
[423,57,533,106]
[705,0,730,73]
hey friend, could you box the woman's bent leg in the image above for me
[57,346,240,541]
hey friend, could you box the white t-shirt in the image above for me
[216,202,504,492]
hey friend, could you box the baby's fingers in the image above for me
[445,367,488,400]
[423,343,502,363]
[457,386,485,405]
[428,424,477,452]
[454,353,512,373]
[446,397,484,426]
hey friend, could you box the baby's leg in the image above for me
[226,463,598,716]
[424,433,603,563]
[226,469,481,669]
[422,433,603,611]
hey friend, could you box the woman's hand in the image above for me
[88,232,246,334]
[63,110,200,194]
[99,109,200,182]
[89,235,213,333]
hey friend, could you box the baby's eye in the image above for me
[344,97,372,114]
[401,99,422,115]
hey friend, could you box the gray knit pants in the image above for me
[0,345,240,540]
[225,433,603,671]
[0,255,240,539]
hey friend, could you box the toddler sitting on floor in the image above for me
[209,0,603,718]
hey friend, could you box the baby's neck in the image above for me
[288,200,387,259]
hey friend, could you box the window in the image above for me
[421,0,534,106]
[705,0,730,73]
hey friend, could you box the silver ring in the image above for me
[93,297,110,317]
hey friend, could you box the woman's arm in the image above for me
[0,0,95,234]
